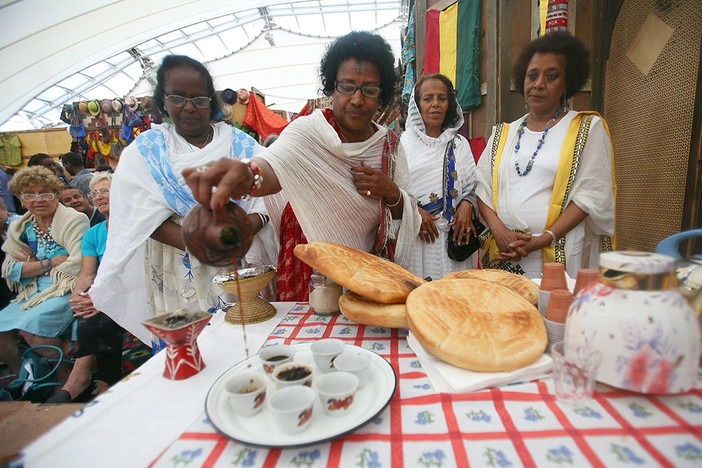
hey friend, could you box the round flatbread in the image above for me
[294,241,424,304]
[338,291,407,328]
[406,278,546,372]
[442,269,539,305]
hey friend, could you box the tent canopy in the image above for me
[0,0,406,131]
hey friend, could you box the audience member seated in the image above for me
[61,152,94,197]
[60,186,105,227]
[0,199,16,310]
[0,166,89,390]
[46,173,125,403]
[27,153,69,184]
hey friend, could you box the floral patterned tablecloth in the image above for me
[151,303,702,468]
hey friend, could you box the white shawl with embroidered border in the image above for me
[261,110,420,268]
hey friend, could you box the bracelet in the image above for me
[257,212,269,227]
[385,192,402,207]
[241,159,263,200]
[544,229,558,247]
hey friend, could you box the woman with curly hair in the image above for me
[0,166,89,385]
[402,73,478,279]
[476,31,616,279]
[184,31,421,301]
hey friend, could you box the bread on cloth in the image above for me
[294,241,425,304]
[443,269,538,305]
[338,291,408,328]
[406,278,546,372]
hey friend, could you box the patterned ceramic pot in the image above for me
[565,251,700,394]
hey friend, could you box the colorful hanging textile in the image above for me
[540,0,568,35]
[423,1,482,110]
[401,4,417,106]
[243,93,289,140]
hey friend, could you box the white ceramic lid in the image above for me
[599,251,674,274]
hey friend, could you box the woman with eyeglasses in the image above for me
[184,31,421,300]
[88,55,271,348]
[0,166,89,390]
[47,173,127,403]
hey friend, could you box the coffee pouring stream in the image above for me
[181,202,254,266]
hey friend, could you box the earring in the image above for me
[524,102,528,109]
[561,93,569,113]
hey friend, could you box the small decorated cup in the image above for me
[310,338,345,372]
[333,350,372,388]
[314,371,359,416]
[259,344,296,375]
[224,370,267,416]
[272,362,314,388]
[268,385,316,434]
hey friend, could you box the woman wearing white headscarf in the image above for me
[402,74,478,280]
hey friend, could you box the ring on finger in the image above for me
[196,164,211,173]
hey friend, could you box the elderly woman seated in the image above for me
[0,166,89,388]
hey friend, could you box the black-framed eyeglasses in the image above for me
[164,94,212,109]
[334,82,382,98]
[20,192,56,202]
[87,188,110,200]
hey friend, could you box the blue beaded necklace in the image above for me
[514,109,561,176]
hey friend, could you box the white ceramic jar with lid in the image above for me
[565,251,700,394]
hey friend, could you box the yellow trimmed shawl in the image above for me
[482,111,616,268]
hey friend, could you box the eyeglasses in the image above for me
[87,188,110,200]
[164,94,212,109]
[20,192,56,202]
[334,82,382,98]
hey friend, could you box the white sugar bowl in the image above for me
[565,251,700,394]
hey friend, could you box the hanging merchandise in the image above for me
[545,0,568,33]
[0,133,22,166]
[423,1,482,109]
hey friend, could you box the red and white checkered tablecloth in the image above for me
[150,303,702,468]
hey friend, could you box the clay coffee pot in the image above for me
[181,202,254,266]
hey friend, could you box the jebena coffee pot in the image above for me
[181,202,254,267]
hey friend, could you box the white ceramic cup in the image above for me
[271,362,314,388]
[313,371,359,417]
[310,338,345,372]
[333,350,372,388]
[259,344,296,375]
[267,385,316,434]
[224,370,267,416]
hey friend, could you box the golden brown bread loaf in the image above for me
[442,269,539,305]
[293,242,425,304]
[406,278,546,372]
[338,291,408,328]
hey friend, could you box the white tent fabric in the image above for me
[0,0,405,131]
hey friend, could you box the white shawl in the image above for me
[476,111,615,278]
[261,110,420,268]
[91,122,266,345]
[401,88,478,278]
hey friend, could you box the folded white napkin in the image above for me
[407,332,553,394]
